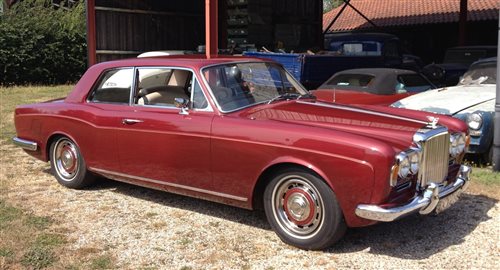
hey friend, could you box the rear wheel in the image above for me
[263,168,346,250]
[49,137,95,189]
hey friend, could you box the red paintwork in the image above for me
[312,89,412,106]
[14,56,468,228]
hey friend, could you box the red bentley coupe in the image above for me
[14,56,470,250]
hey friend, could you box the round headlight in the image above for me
[397,153,411,178]
[409,151,419,174]
[467,113,483,130]
[450,133,466,157]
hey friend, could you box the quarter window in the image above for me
[192,79,208,109]
[88,68,133,104]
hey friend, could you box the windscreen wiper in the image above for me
[267,93,302,104]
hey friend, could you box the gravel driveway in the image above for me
[1,144,499,269]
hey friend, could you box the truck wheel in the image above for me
[263,168,346,250]
[49,137,95,189]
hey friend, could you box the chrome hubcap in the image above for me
[272,175,324,239]
[54,139,79,181]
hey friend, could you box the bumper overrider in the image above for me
[13,137,38,151]
[355,165,471,222]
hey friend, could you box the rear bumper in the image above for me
[12,137,38,151]
[355,165,471,222]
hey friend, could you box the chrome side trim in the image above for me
[12,137,38,151]
[355,165,470,222]
[89,167,248,202]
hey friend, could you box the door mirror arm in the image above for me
[174,98,190,115]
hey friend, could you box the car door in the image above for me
[84,67,135,172]
[115,67,214,190]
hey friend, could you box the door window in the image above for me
[135,68,190,107]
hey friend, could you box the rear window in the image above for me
[397,74,434,93]
[88,68,133,104]
[326,74,375,87]
[327,41,382,56]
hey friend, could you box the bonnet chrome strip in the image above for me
[298,101,428,125]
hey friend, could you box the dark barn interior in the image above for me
[88,0,323,64]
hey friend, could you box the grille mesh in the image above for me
[418,131,450,187]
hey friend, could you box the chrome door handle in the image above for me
[122,119,144,125]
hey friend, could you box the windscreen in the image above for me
[460,62,497,85]
[397,74,435,93]
[203,62,308,111]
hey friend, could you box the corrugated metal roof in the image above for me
[323,0,499,32]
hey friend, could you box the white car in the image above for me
[393,57,497,162]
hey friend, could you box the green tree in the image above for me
[0,0,87,85]
[323,0,344,13]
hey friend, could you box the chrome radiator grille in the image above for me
[416,128,450,187]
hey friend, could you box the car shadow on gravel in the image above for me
[87,178,272,230]
[327,193,498,259]
[79,177,496,258]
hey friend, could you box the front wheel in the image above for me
[263,168,346,250]
[49,137,95,189]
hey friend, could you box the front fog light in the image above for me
[456,133,466,154]
[450,133,466,157]
[409,152,419,174]
[397,153,411,178]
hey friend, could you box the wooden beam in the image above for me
[459,0,468,46]
[86,0,97,66]
[205,0,218,59]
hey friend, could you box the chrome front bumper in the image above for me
[12,137,38,151]
[355,165,471,222]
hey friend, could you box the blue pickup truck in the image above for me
[245,33,420,89]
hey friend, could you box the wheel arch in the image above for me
[252,160,333,210]
[45,132,78,161]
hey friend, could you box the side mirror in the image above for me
[174,98,190,115]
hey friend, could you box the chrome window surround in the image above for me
[199,61,309,114]
[86,66,213,113]
[131,66,213,112]
[86,67,134,105]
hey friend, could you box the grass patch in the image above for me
[0,199,66,269]
[21,246,57,269]
[0,201,22,228]
[0,85,72,142]
[26,216,53,230]
[469,166,500,199]
[471,166,500,186]
[0,247,14,258]
[89,254,115,270]
[34,233,66,247]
